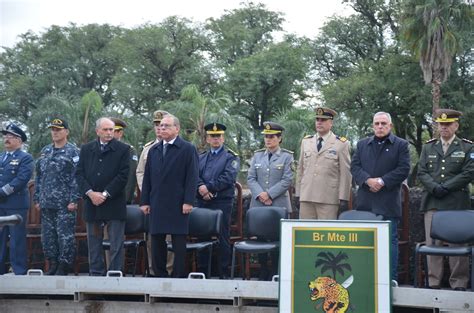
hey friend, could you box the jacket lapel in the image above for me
[318,132,335,155]
[432,140,444,157]
[444,137,460,157]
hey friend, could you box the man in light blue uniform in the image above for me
[0,123,34,275]
[34,118,80,275]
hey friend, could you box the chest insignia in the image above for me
[10,159,19,166]
[327,149,337,155]
[451,151,465,158]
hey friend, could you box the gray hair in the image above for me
[95,117,114,129]
[163,114,180,128]
[373,111,392,123]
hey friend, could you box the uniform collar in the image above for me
[440,135,456,146]
[316,131,332,142]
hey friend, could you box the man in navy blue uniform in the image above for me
[351,112,410,282]
[140,115,199,278]
[0,123,34,275]
[196,122,239,278]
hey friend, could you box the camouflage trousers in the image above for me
[41,208,77,265]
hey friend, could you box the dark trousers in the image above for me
[196,199,232,277]
[152,234,186,278]
[0,208,27,275]
[384,217,399,281]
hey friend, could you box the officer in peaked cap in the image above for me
[110,117,138,204]
[418,108,474,291]
[196,122,239,278]
[296,107,352,220]
[34,118,80,275]
[247,121,294,280]
[0,123,34,275]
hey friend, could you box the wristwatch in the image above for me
[377,178,384,185]
[102,191,109,198]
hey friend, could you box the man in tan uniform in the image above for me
[135,110,172,276]
[296,107,352,219]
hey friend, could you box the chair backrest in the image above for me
[430,210,474,244]
[189,207,223,237]
[338,210,383,221]
[246,206,287,241]
[124,205,147,235]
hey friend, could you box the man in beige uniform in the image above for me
[296,107,352,219]
[136,110,173,276]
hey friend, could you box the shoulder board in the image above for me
[461,138,473,144]
[200,150,208,155]
[143,140,155,148]
[336,136,348,142]
[281,148,294,154]
[227,148,239,156]
[303,135,314,139]
[255,148,266,153]
[425,138,437,144]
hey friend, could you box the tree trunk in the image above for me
[431,70,442,138]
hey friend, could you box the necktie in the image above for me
[317,137,323,152]
[100,144,106,151]
[442,142,450,154]
[163,143,169,157]
[2,152,11,165]
[268,152,272,161]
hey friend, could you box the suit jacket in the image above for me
[247,147,294,212]
[76,138,130,222]
[295,132,351,204]
[418,136,474,211]
[140,136,199,235]
[351,133,410,217]
[0,149,34,210]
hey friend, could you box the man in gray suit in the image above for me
[247,121,293,279]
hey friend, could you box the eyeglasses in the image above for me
[159,123,175,129]
[3,134,19,139]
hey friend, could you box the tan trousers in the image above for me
[299,202,339,220]
[424,210,469,288]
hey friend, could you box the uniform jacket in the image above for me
[140,136,199,235]
[351,133,410,217]
[197,146,239,202]
[76,138,130,222]
[295,131,351,204]
[34,142,81,209]
[247,147,294,212]
[125,144,138,204]
[136,139,158,191]
[0,149,34,209]
[418,136,474,211]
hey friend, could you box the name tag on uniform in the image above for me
[327,149,337,155]
[452,151,465,158]
[428,154,437,159]
[276,164,284,169]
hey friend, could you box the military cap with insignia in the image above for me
[261,121,284,135]
[110,117,128,131]
[204,122,226,135]
[153,110,169,122]
[47,118,69,129]
[315,107,337,120]
[1,123,27,142]
[434,108,462,123]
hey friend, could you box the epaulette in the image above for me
[143,140,155,148]
[227,148,239,156]
[303,134,314,139]
[336,136,348,142]
[281,148,294,154]
[461,138,473,144]
[255,148,266,152]
[200,150,207,155]
[425,138,437,144]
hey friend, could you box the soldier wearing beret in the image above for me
[296,107,352,220]
[418,109,474,291]
[110,117,138,204]
[247,121,293,280]
[0,123,34,275]
[34,118,80,275]
[196,122,239,278]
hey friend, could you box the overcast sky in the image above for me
[1,0,350,49]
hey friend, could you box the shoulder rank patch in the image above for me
[72,156,80,163]
[132,155,138,161]
[227,148,239,156]
[461,138,473,144]
[255,148,266,152]
[281,148,294,154]
[303,134,314,139]
[336,136,348,142]
[425,138,437,144]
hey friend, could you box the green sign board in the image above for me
[279,220,391,313]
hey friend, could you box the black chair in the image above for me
[338,210,384,221]
[414,210,474,291]
[168,207,223,278]
[103,205,149,277]
[230,206,287,279]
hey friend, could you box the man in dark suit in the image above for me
[418,109,474,291]
[196,122,239,278]
[76,117,130,276]
[0,124,34,275]
[351,111,410,281]
[140,115,199,278]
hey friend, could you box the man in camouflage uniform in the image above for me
[418,109,474,291]
[111,118,138,204]
[34,118,80,275]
